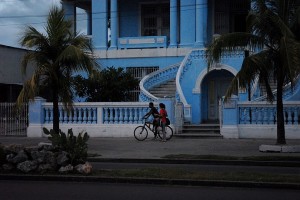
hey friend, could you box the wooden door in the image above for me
[208,79,231,120]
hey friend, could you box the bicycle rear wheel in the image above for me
[158,126,173,140]
[134,126,148,141]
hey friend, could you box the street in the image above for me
[0,180,299,200]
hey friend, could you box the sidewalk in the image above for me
[1,137,300,189]
[1,137,300,159]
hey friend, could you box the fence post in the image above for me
[27,97,46,137]
[220,95,239,138]
[175,102,184,134]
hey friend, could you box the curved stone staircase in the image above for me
[139,59,223,138]
[253,76,300,101]
[148,79,176,98]
[139,63,180,102]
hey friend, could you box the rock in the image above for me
[58,164,73,173]
[17,161,38,173]
[24,146,39,154]
[45,151,57,168]
[38,142,54,151]
[2,163,14,171]
[75,162,93,175]
[31,150,47,163]
[4,144,25,154]
[38,163,55,173]
[57,151,69,166]
[6,153,15,163]
[10,150,28,164]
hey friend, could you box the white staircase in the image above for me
[148,79,176,98]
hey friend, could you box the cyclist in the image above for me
[143,102,160,138]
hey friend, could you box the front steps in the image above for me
[175,124,223,139]
[149,79,176,98]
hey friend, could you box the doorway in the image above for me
[202,69,234,122]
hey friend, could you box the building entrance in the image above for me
[202,69,234,122]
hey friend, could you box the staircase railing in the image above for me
[139,63,180,102]
[253,75,300,101]
[176,49,202,122]
[175,50,193,106]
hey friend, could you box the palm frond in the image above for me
[280,36,300,87]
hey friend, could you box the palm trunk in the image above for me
[276,72,286,145]
[52,87,60,134]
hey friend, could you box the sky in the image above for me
[0,0,86,48]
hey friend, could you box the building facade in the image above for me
[38,0,300,139]
[0,45,35,102]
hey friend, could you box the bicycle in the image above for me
[134,117,173,141]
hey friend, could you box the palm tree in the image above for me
[207,0,300,144]
[17,6,98,134]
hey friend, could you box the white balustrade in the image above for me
[238,101,300,125]
[42,102,150,125]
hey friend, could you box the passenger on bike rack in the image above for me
[143,102,160,139]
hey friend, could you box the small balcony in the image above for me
[118,36,168,49]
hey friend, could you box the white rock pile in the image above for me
[0,143,92,175]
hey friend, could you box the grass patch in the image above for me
[162,154,300,161]
[93,168,300,184]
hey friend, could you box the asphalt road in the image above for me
[1,180,299,200]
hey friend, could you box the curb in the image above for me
[87,158,300,167]
[1,174,299,190]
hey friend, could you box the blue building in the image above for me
[54,0,300,139]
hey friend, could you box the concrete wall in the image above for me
[0,45,34,85]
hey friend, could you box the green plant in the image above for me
[17,6,98,134]
[73,67,139,102]
[43,128,89,165]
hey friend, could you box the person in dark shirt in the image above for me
[143,102,159,138]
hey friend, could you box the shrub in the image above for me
[43,128,89,165]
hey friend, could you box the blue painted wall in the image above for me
[119,0,140,37]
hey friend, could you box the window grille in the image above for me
[126,66,159,101]
[214,0,250,34]
[141,3,170,38]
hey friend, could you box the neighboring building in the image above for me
[0,45,34,102]
[46,0,300,139]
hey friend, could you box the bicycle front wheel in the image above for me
[134,126,148,141]
[158,126,173,140]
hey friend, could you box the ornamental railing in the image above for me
[238,101,300,125]
[0,102,28,136]
[139,63,180,102]
[43,102,151,125]
[251,75,300,102]
[28,97,176,137]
